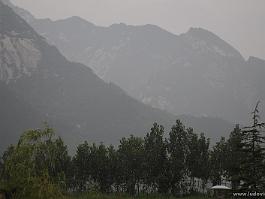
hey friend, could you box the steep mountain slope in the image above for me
[0,82,43,152]
[0,1,236,153]
[1,0,35,23]
[245,56,265,100]
[19,13,264,123]
[1,1,178,153]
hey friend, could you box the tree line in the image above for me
[0,104,265,199]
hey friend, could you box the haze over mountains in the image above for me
[2,0,265,153]
[0,1,171,151]
[9,1,264,123]
[0,1,238,153]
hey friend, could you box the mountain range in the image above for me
[0,1,237,153]
[0,1,171,152]
[8,2,264,124]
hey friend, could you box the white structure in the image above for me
[211,185,231,190]
[211,185,231,199]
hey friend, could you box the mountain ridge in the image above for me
[0,1,236,154]
[6,0,265,123]
[24,14,265,122]
[0,1,174,152]
[3,1,262,154]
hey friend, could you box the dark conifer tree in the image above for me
[186,128,199,192]
[226,124,243,190]
[240,101,265,191]
[197,133,210,191]
[107,145,119,192]
[210,137,228,186]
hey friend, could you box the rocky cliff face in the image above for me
[0,0,44,83]
[0,34,41,82]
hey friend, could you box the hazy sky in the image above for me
[11,0,265,59]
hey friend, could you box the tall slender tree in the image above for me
[118,135,144,195]
[143,123,169,193]
[210,137,228,186]
[167,120,189,196]
[226,124,243,190]
[240,101,265,191]
[107,145,119,192]
[186,128,199,192]
[197,133,210,191]
[73,141,91,191]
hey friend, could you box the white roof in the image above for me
[211,185,231,190]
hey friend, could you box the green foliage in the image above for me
[93,143,112,193]
[167,120,189,195]
[118,135,144,195]
[226,125,243,190]
[144,123,169,194]
[239,101,265,191]
[73,142,115,193]
[210,137,228,185]
[197,134,210,182]
[0,125,70,199]
[209,102,265,191]
[1,105,265,197]
[71,121,214,196]
[72,141,91,191]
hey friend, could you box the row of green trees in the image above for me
[210,102,265,191]
[71,121,211,195]
[0,105,265,198]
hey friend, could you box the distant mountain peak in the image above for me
[57,16,95,27]
[182,27,244,59]
[109,23,170,33]
[110,22,127,27]
[185,27,228,45]
[186,27,218,37]
[68,16,93,24]
[247,56,265,64]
